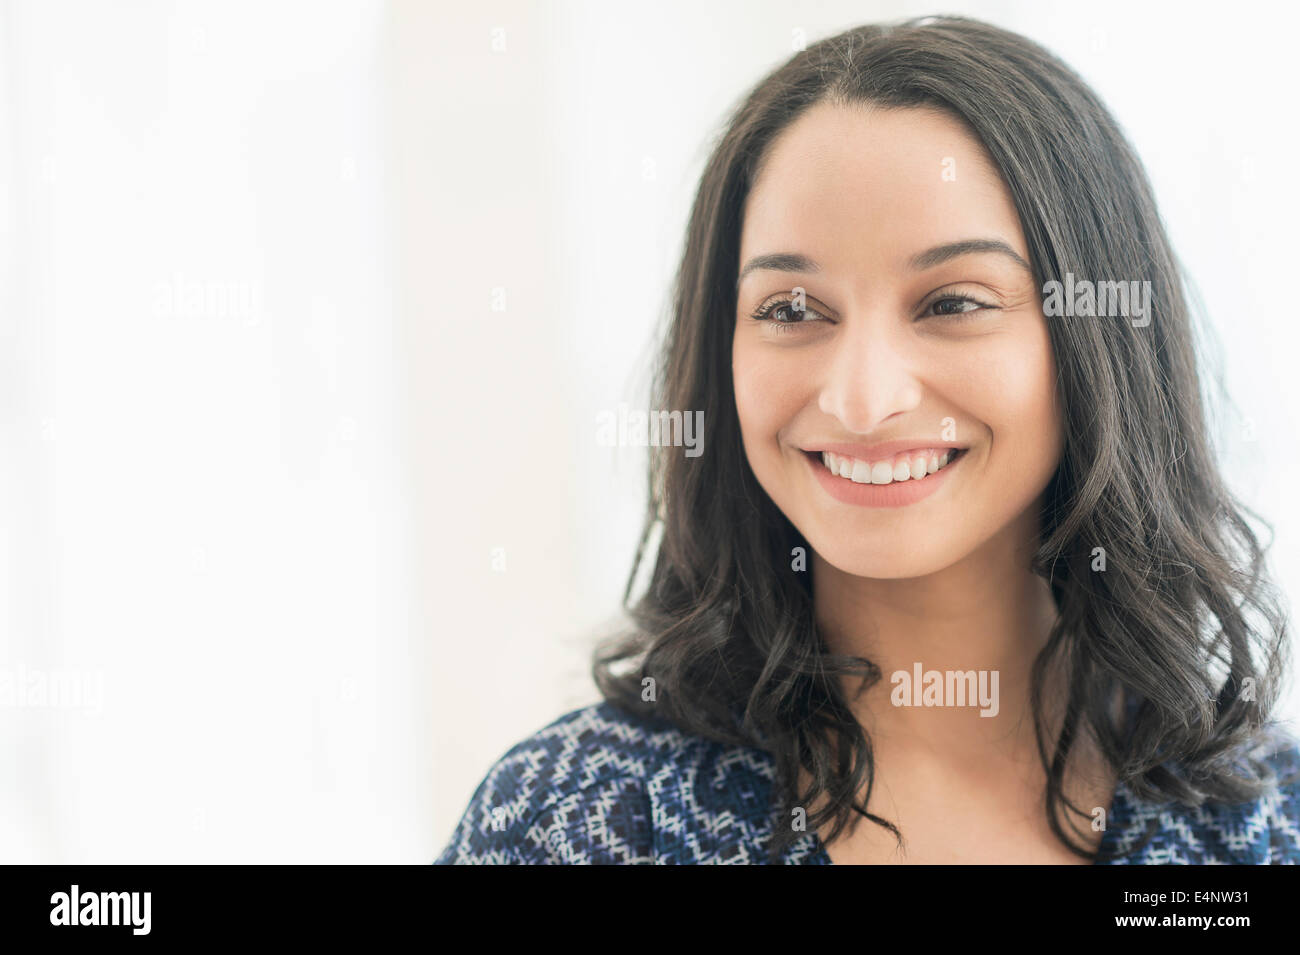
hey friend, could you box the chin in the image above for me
[809,538,960,580]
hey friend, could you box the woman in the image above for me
[436,15,1299,864]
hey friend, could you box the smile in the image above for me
[803,446,968,507]
[817,447,964,485]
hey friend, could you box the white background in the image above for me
[1,0,1296,862]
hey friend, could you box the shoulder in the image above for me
[434,700,791,864]
[1105,726,1300,864]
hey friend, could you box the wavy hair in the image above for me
[592,15,1293,863]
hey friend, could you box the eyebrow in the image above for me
[735,239,1033,290]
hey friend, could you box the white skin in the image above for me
[733,102,1108,858]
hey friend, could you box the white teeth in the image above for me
[819,448,961,485]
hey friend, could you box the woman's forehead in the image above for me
[739,103,1026,284]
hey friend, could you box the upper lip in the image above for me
[800,439,967,461]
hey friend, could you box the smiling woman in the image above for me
[436,15,1299,865]
[733,104,1063,579]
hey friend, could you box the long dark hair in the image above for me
[592,15,1293,863]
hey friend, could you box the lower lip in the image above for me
[806,450,965,507]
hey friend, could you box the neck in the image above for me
[812,505,1064,768]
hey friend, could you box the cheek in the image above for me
[970,324,1062,478]
[731,338,804,451]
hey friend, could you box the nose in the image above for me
[816,315,924,433]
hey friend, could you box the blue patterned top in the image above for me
[435,700,1300,864]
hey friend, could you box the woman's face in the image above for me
[732,102,1062,579]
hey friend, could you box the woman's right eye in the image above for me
[750,297,827,324]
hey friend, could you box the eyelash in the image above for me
[748,291,994,328]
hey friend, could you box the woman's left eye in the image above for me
[925,293,992,318]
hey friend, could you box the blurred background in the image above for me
[2,0,1297,862]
